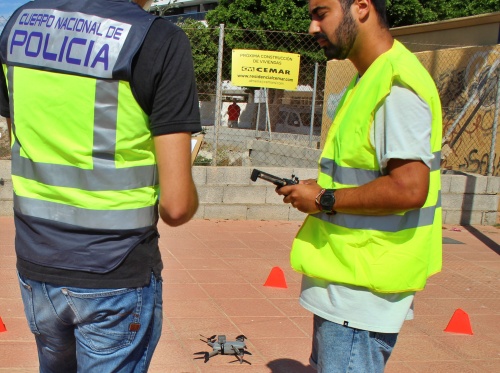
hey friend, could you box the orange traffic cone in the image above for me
[263,266,287,288]
[444,308,473,335]
[0,317,6,332]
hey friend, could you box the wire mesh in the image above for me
[181,23,499,175]
[0,14,498,175]
[177,23,327,168]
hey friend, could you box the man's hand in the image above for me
[276,179,322,214]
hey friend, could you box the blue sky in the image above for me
[0,0,29,20]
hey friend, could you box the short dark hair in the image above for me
[340,0,389,29]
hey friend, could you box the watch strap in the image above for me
[315,189,326,211]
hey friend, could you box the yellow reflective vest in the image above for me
[291,41,442,293]
[0,1,159,272]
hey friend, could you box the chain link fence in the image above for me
[184,23,499,175]
[321,43,500,176]
[0,14,498,176]
[178,22,327,168]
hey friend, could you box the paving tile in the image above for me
[408,361,486,373]
[166,316,239,340]
[417,283,463,299]
[222,258,275,272]
[263,358,316,373]
[0,218,498,371]
[209,246,262,259]
[148,339,199,371]
[289,316,314,338]
[0,317,32,341]
[162,269,196,284]
[0,342,39,367]
[188,269,247,284]
[385,361,415,373]
[249,337,312,365]
[467,314,500,340]
[433,334,500,360]
[164,283,210,300]
[414,298,497,316]
[390,335,462,361]
[198,364,271,373]
[216,298,284,317]
[164,299,225,318]
[200,283,265,299]
[230,316,309,339]
[163,245,217,259]
[268,298,311,317]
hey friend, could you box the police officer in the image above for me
[0,0,200,371]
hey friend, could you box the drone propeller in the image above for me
[199,334,217,343]
[235,334,247,342]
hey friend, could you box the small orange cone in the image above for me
[444,308,473,335]
[0,317,6,332]
[263,266,287,288]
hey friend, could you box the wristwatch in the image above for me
[315,189,336,214]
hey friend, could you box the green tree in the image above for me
[387,0,499,27]
[177,18,220,99]
[205,0,325,86]
[151,0,178,16]
[206,0,310,32]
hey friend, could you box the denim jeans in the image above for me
[310,314,398,373]
[17,272,163,373]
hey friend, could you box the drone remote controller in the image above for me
[250,169,299,188]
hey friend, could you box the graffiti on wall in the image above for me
[439,47,500,175]
[321,45,500,175]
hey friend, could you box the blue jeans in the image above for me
[310,314,398,373]
[18,272,163,373]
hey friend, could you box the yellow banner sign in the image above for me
[231,49,300,90]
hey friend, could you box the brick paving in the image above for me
[0,217,499,372]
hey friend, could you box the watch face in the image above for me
[320,192,335,211]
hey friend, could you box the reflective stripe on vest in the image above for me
[9,73,157,192]
[314,193,441,232]
[320,151,442,186]
[7,67,157,229]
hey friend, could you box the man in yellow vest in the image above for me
[0,0,200,371]
[277,1,442,372]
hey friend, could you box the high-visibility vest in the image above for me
[291,41,442,293]
[0,0,159,272]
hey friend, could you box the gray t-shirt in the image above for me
[300,84,433,333]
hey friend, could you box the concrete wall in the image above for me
[391,12,500,52]
[1,162,498,225]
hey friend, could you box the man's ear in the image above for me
[352,0,371,22]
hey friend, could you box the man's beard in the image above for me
[317,11,357,60]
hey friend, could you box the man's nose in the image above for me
[309,20,320,35]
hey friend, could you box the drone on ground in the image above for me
[194,334,252,364]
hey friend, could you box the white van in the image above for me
[275,106,322,135]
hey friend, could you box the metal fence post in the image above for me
[488,73,500,176]
[309,62,319,147]
[265,88,272,140]
[213,23,225,166]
